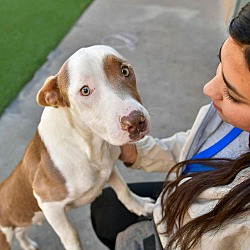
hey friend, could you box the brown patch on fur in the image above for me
[0,131,68,228]
[37,61,70,107]
[0,134,41,227]
[0,230,10,250]
[31,131,68,202]
[103,55,142,103]
[57,61,70,107]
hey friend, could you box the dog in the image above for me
[0,45,154,250]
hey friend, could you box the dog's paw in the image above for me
[134,196,155,217]
[28,245,39,250]
[16,234,39,250]
[122,193,155,217]
[64,242,82,250]
[22,239,39,250]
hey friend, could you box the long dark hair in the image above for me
[160,3,250,250]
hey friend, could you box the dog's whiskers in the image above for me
[147,107,162,117]
[147,107,162,111]
[149,112,158,116]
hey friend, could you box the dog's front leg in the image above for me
[108,167,154,217]
[38,202,82,250]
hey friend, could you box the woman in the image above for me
[91,3,250,250]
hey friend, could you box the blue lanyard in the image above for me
[183,127,243,174]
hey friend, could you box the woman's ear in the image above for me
[36,75,67,107]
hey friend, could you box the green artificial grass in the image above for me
[0,0,93,116]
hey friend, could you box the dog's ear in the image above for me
[37,75,67,107]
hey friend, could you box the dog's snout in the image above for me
[120,110,147,139]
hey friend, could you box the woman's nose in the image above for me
[203,74,223,100]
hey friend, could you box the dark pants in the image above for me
[90,182,164,250]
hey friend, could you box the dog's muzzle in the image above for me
[120,110,148,140]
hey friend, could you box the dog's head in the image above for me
[37,45,150,146]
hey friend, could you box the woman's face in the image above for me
[203,36,250,132]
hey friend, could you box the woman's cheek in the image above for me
[225,106,249,130]
[220,102,237,123]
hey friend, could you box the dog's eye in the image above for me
[80,85,91,96]
[121,67,130,77]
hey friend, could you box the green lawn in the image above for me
[0,0,93,116]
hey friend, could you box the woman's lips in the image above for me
[213,102,222,112]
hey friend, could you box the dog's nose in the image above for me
[120,110,147,139]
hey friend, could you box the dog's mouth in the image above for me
[128,132,146,143]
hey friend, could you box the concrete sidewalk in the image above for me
[0,0,226,249]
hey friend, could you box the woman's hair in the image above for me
[229,3,250,69]
[160,3,250,250]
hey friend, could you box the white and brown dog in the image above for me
[0,45,154,250]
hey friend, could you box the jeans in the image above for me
[91,182,164,250]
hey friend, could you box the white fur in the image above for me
[31,211,45,225]
[38,107,119,203]
[0,226,14,244]
[15,227,39,250]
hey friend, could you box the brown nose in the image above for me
[120,110,147,139]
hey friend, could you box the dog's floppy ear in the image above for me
[37,75,67,107]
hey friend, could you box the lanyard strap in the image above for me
[183,127,243,174]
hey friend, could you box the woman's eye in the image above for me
[121,67,130,77]
[223,87,239,103]
[80,85,91,96]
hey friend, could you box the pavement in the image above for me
[0,0,227,249]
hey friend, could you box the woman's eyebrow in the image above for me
[218,41,226,61]
[221,70,246,99]
[219,40,247,100]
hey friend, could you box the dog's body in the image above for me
[0,45,154,250]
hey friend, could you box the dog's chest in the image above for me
[64,149,117,198]
[38,108,120,201]
[43,134,119,199]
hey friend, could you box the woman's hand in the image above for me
[119,144,138,166]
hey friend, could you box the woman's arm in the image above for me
[120,131,190,173]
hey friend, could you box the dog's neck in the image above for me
[38,107,119,169]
